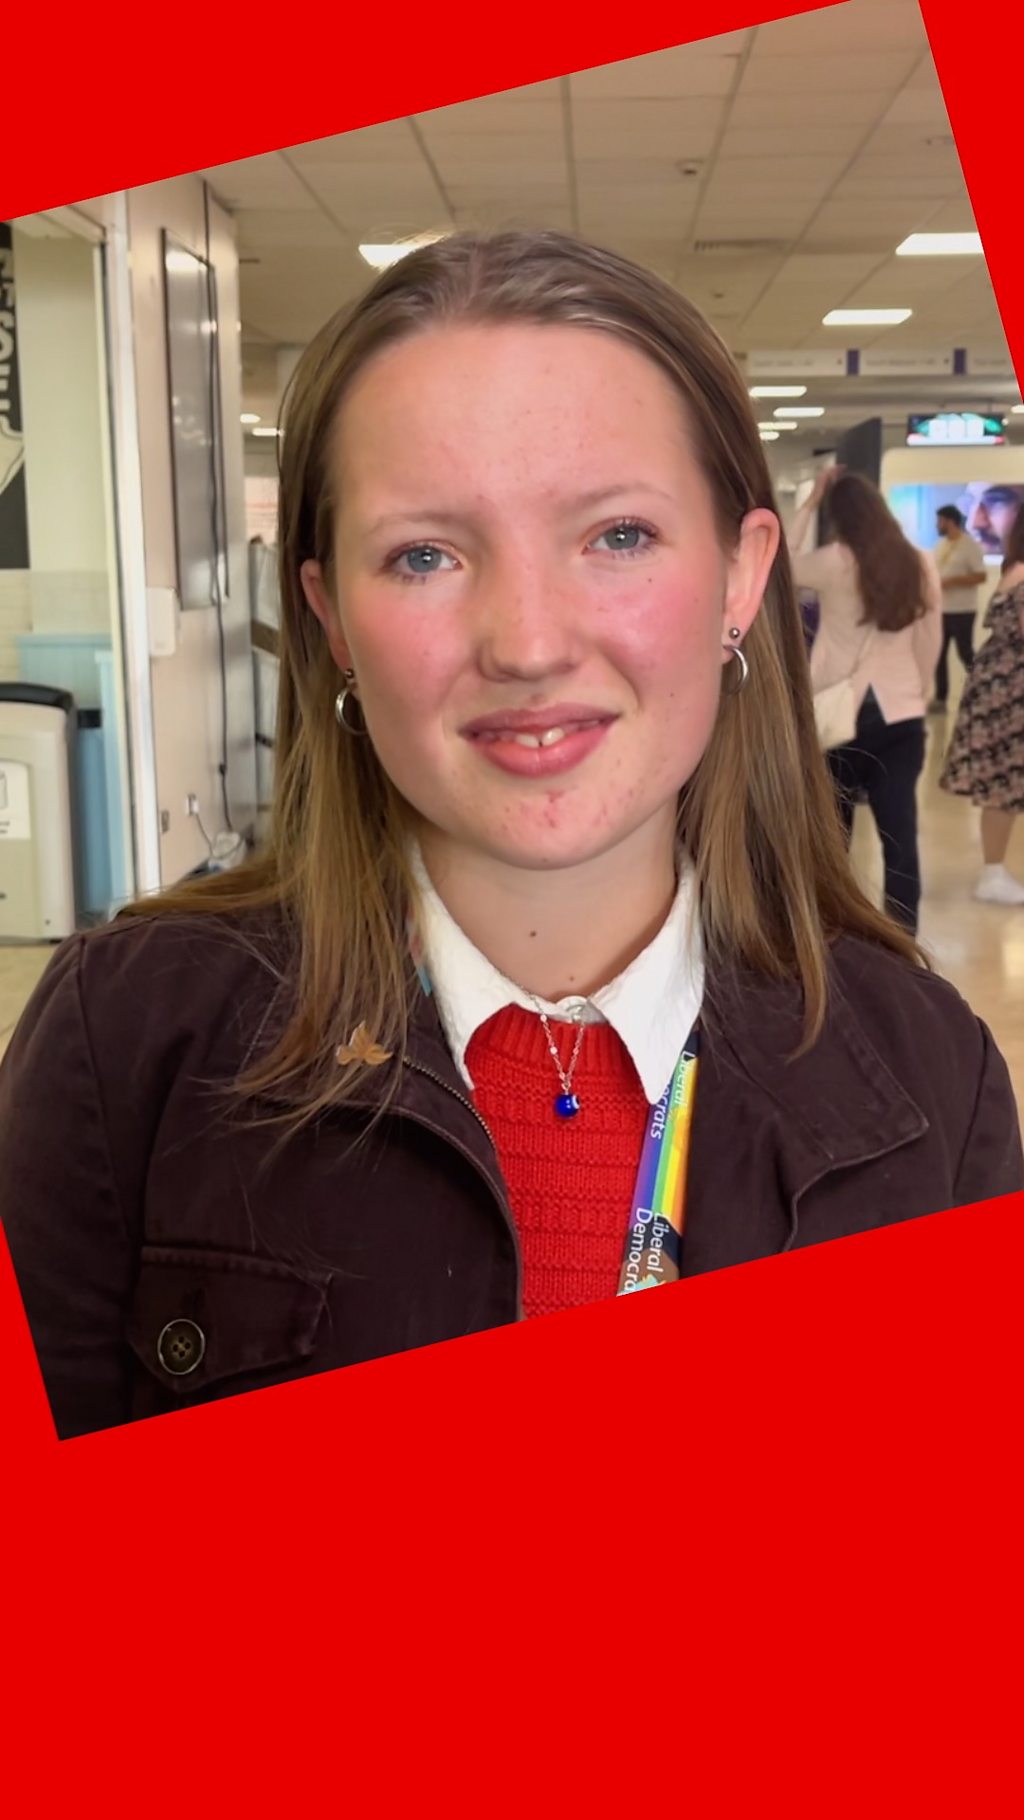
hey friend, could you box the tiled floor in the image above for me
[849,714,1024,1111]
[2,728,1023,1107]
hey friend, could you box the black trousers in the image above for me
[828,691,926,933]
[934,612,975,705]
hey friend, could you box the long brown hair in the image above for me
[823,472,930,632]
[121,229,924,1125]
[1000,501,1024,571]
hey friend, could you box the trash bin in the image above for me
[0,683,77,941]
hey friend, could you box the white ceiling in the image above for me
[201,0,1019,439]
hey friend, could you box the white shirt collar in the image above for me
[408,845,704,1105]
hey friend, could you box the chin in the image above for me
[472,815,649,874]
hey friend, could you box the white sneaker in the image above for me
[975,865,1024,905]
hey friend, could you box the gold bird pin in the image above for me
[335,1023,393,1067]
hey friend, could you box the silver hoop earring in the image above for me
[722,644,750,696]
[335,672,368,736]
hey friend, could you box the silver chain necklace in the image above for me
[529,998,586,1119]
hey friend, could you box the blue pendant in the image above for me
[555,1093,581,1119]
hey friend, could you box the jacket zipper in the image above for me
[401,1056,525,1321]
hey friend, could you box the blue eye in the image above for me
[592,521,656,555]
[403,545,449,573]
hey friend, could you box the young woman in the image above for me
[788,468,943,933]
[941,503,1024,903]
[0,230,1019,1441]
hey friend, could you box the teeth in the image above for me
[473,717,605,747]
[512,727,567,749]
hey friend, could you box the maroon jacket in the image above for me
[0,911,1020,1440]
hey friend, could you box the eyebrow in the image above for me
[362,483,678,538]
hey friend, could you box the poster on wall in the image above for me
[0,222,30,571]
[888,481,1024,558]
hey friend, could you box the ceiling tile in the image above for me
[573,156,693,186]
[719,124,865,159]
[738,52,919,95]
[774,251,882,286]
[570,96,723,161]
[420,132,564,169]
[880,86,953,128]
[415,97,562,136]
[752,0,928,54]
[293,162,444,215]
[728,89,884,128]
[570,48,742,100]
[236,209,347,250]
[574,180,696,219]
[203,154,321,212]
[706,153,849,192]
[283,120,417,164]
[835,172,968,201]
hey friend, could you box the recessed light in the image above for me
[896,232,983,256]
[822,308,912,326]
[251,427,280,438]
[750,385,808,398]
[358,234,445,270]
[240,413,261,425]
[757,420,797,431]
[759,429,780,441]
[774,406,825,418]
[1012,405,1024,415]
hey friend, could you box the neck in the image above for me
[416,814,679,1001]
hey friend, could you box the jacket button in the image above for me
[157,1318,206,1377]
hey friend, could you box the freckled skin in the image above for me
[305,321,777,889]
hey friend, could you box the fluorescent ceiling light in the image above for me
[759,429,780,441]
[822,308,912,326]
[1012,405,1024,415]
[359,234,445,270]
[896,232,983,256]
[240,412,261,424]
[251,427,280,438]
[774,406,825,418]
[758,420,797,431]
[749,385,808,398]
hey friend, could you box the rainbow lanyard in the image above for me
[617,1026,700,1296]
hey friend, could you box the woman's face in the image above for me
[302,321,778,875]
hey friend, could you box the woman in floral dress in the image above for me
[941,506,1024,903]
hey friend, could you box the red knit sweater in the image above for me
[465,1004,650,1318]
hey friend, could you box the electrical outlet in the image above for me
[186,794,199,817]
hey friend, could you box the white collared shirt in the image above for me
[408,846,704,1106]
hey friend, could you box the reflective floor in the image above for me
[2,726,1023,1108]
[849,712,1024,1111]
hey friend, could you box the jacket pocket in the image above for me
[126,1246,332,1397]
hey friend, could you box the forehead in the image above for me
[332,321,701,501]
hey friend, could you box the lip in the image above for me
[466,718,614,780]
[461,703,618,736]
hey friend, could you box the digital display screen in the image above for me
[888,481,1024,557]
[906,411,1006,446]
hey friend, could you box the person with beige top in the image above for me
[789,468,942,933]
[931,504,987,713]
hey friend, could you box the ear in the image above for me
[721,508,780,656]
[300,558,353,673]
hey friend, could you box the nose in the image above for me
[474,555,580,684]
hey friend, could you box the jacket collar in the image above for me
[252,920,929,1241]
[397,938,929,1224]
